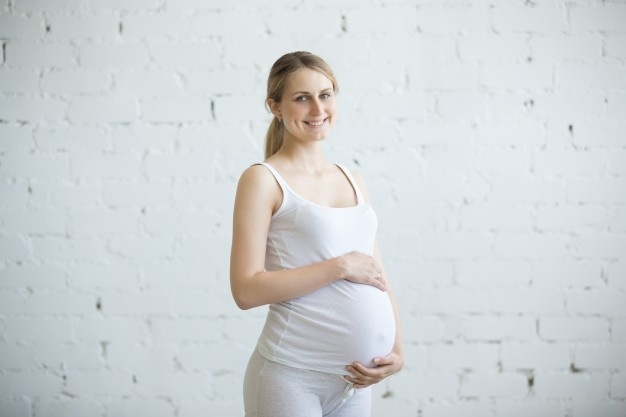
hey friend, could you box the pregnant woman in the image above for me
[230,51,404,417]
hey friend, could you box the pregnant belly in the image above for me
[259,280,396,373]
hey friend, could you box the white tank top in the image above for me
[255,162,396,375]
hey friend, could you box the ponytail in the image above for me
[264,117,283,160]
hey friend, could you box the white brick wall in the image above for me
[0,0,624,416]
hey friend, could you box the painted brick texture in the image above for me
[0,1,625,416]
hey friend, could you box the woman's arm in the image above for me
[229,165,386,310]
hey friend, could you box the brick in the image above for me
[612,374,626,398]
[0,400,30,417]
[1,344,101,371]
[534,150,606,176]
[35,126,111,153]
[5,318,72,343]
[567,179,626,204]
[5,42,75,67]
[0,237,31,261]
[149,317,223,343]
[109,124,177,152]
[0,97,67,122]
[571,402,626,417]
[422,402,493,417]
[0,124,34,152]
[107,237,174,262]
[0,372,62,396]
[421,232,493,259]
[457,259,530,286]
[33,399,106,417]
[461,372,529,397]
[455,317,536,342]
[107,343,176,370]
[0,209,66,234]
[0,14,45,37]
[459,35,528,61]
[74,318,147,343]
[221,36,294,68]
[41,70,111,94]
[606,35,626,59]
[532,261,603,288]
[0,183,29,208]
[502,344,571,370]
[570,4,626,32]
[360,93,434,119]
[69,208,141,235]
[213,95,267,121]
[14,0,86,12]
[396,122,471,145]
[494,402,567,417]
[191,11,266,36]
[150,42,220,68]
[530,34,602,62]
[606,149,626,177]
[534,373,610,398]
[102,182,171,207]
[492,5,567,33]
[474,149,532,176]
[370,36,457,64]
[1,153,70,179]
[65,371,134,397]
[144,154,214,179]
[0,69,39,93]
[416,6,489,34]
[567,290,626,316]
[47,14,119,38]
[79,43,149,68]
[481,63,553,90]
[114,70,182,97]
[532,92,606,119]
[408,64,478,90]
[89,0,162,11]
[31,237,103,262]
[609,206,626,232]
[71,154,141,180]
[437,92,488,120]
[133,371,213,397]
[144,209,218,235]
[490,177,565,203]
[540,317,609,341]
[29,183,100,207]
[184,68,263,95]
[122,13,193,38]
[69,97,138,123]
[535,205,607,232]
[0,265,66,289]
[104,399,175,417]
[605,260,626,290]
[68,263,138,289]
[558,64,626,90]
[607,92,626,118]
[475,121,545,146]
[574,121,626,147]
[265,10,340,35]
[494,233,571,259]
[574,345,626,370]
[347,7,417,34]
[141,98,213,122]
[430,344,499,370]
[387,370,459,399]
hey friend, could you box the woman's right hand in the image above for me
[337,251,387,291]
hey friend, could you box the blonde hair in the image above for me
[264,51,339,159]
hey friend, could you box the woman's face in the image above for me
[270,68,337,144]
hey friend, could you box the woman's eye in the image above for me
[320,93,331,99]
[296,96,308,102]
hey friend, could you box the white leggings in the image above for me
[243,350,372,417]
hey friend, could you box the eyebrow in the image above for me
[291,88,333,97]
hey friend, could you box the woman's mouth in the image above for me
[305,118,328,127]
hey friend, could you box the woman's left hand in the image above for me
[344,351,405,389]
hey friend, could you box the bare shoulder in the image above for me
[236,164,282,211]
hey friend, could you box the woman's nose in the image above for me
[310,98,322,115]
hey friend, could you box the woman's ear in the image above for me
[267,99,281,120]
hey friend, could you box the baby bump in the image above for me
[289,281,396,368]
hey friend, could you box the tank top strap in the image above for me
[335,164,365,204]
[256,162,289,189]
